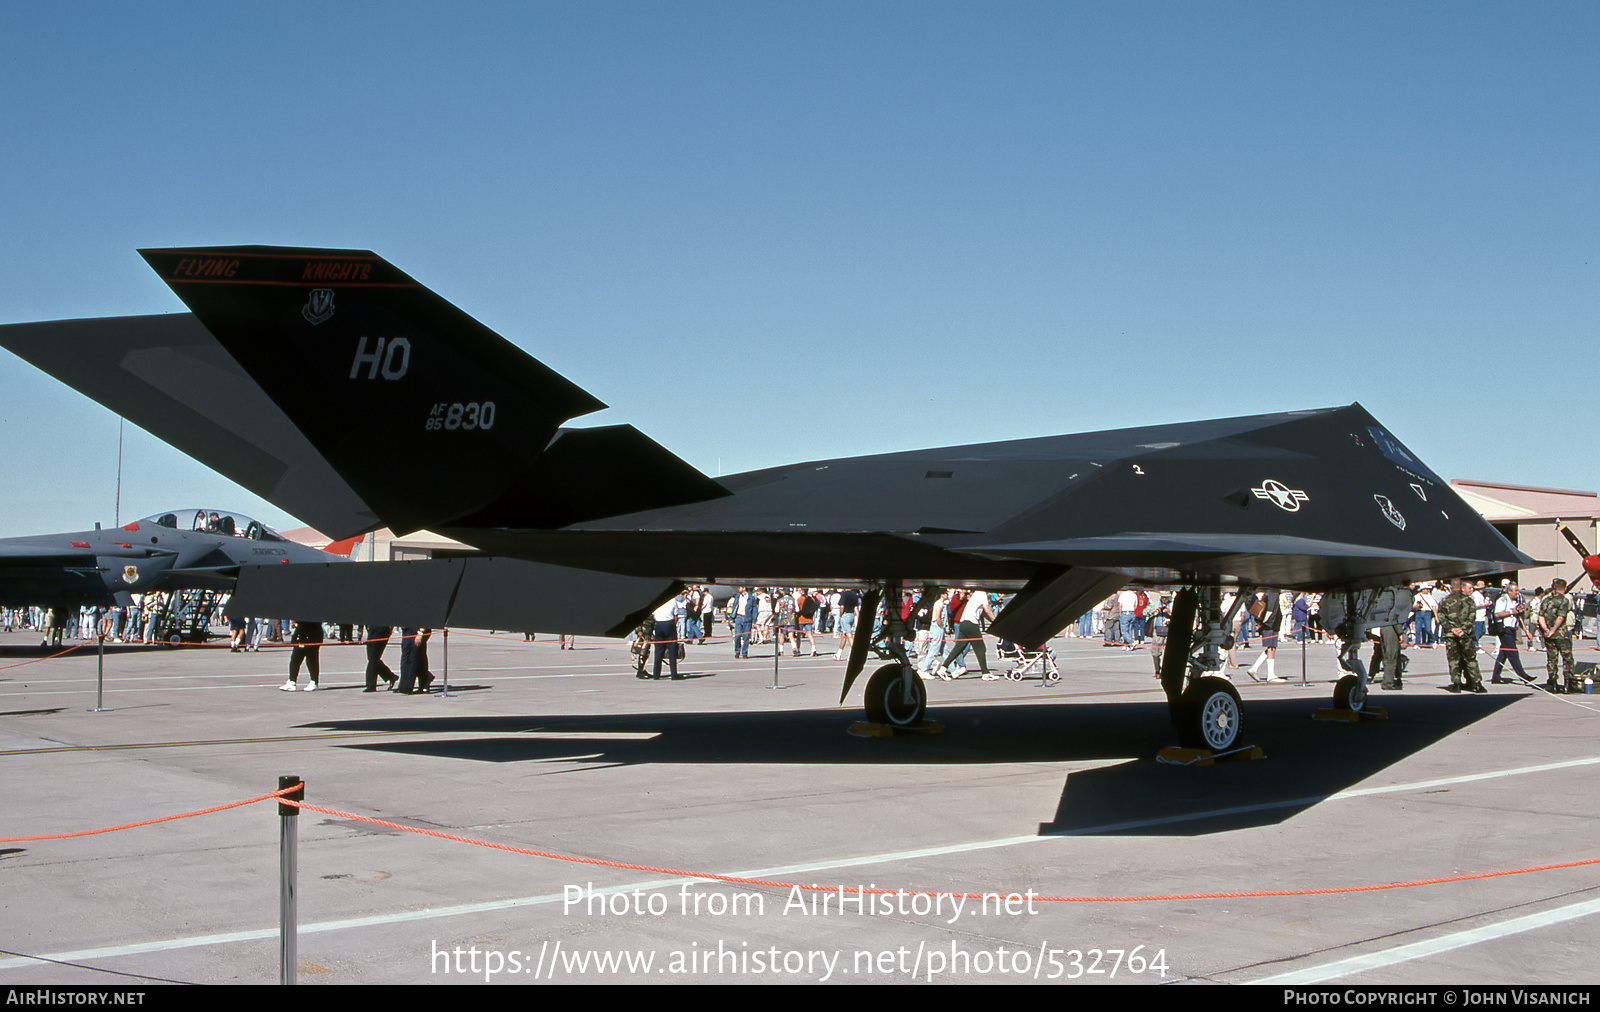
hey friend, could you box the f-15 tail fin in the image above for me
[139,246,728,535]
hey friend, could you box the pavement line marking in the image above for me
[515,731,660,740]
[5,656,931,689]
[1250,894,1600,984]
[0,731,425,755]
[3,671,646,697]
[4,753,1599,972]
[0,729,660,756]
[1029,755,1600,836]
[3,663,636,684]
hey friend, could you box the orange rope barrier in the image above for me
[0,642,88,671]
[0,788,292,842]
[9,785,1599,902]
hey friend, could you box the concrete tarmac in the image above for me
[1,628,1597,986]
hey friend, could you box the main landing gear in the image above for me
[1332,673,1367,714]
[1179,676,1245,750]
[862,662,927,727]
[1161,586,1252,753]
[841,582,936,731]
[1319,586,1410,718]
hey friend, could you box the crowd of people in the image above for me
[0,597,442,697]
[8,575,1592,696]
[1419,576,1593,694]
[278,623,440,696]
[632,585,1019,682]
[1,592,226,648]
[1077,578,1595,694]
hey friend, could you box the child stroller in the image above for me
[1002,641,1060,684]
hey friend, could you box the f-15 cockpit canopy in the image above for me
[139,509,286,542]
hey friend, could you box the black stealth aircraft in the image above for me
[0,246,1533,750]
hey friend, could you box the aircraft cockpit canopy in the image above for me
[141,509,285,541]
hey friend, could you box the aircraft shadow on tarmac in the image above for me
[0,642,222,656]
[302,692,1524,837]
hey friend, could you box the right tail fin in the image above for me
[139,245,726,534]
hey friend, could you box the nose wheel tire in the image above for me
[1333,673,1367,713]
[863,663,928,727]
[1178,676,1245,751]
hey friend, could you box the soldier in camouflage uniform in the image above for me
[1369,623,1403,690]
[1440,577,1485,693]
[1538,578,1577,692]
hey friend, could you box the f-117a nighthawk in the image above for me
[0,246,1533,751]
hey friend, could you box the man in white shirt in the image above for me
[1472,582,1489,646]
[651,594,685,680]
[1117,588,1140,650]
[1413,585,1438,646]
[1490,582,1531,683]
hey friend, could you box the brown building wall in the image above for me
[1509,520,1598,590]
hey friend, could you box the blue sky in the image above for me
[1,2,1593,538]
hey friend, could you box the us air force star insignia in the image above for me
[1374,494,1407,531]
[1251,479,1309,512]
[122,565,139,584]
[302,288,335,325]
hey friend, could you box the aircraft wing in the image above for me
[969,532,1522,586]
[0,542,156,562]
[0,545,101,563]
[225,555,677,638]
[0,544,104,606]
[0,539,180,609]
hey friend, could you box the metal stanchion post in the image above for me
[278,775,303,985]
[89,634,109,712]
[769,621,786,690]
[438,627,453,698]
[1300,622,1309,686]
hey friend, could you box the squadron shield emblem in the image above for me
[122,565,139,584]
[1374,494,1407,531]
[302,289,336,326]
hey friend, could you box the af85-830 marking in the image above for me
[426,402,497,431]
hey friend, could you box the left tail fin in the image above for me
[0,313,379,539]
[139,246,726,534]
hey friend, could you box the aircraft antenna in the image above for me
[114,416,124,527]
